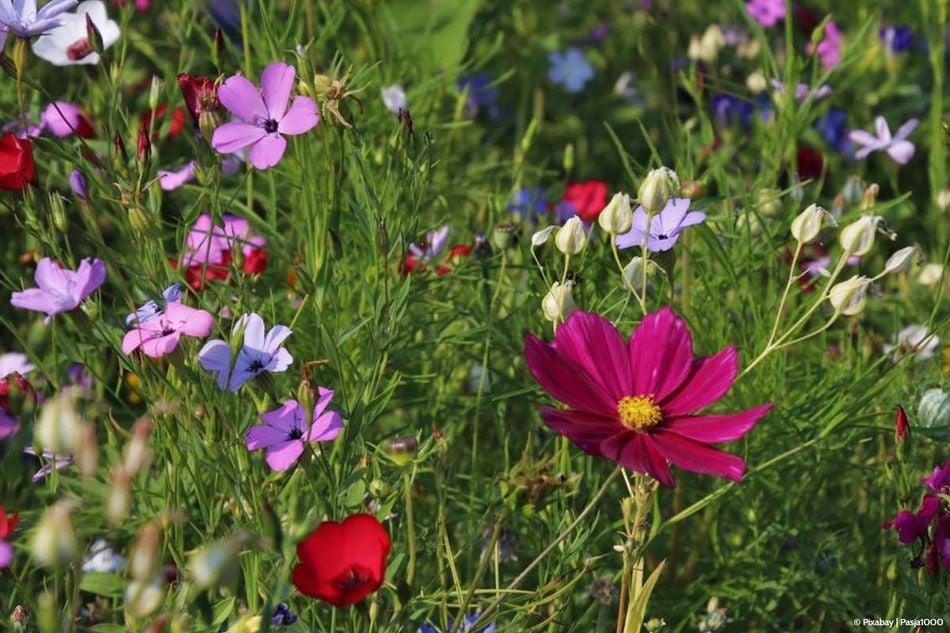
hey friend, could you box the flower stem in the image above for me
[403,469,417,588]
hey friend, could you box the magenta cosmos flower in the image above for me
[11,257,105,323]
[122,302,214,358]
[246,391,344,471]
[211,62,319,170]
[524,308,772,486]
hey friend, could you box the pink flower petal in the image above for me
[660,345,737,416]
[539,406,620,454]
[248,133,287,170]
[34,258,68,292]
[265,440,305,471]
[0,540,12,568]
[279,96,319,135]
[259,400,304,435]
[141,332,182,358]
[551,311,632,401]
[165,303,214,337]
[212,121,267,155]
[217,75,267,122]
[651,430,747,482]
[260,62,296,121]
[122,328,149,355]
[627,307,694,402]
[663,403,772,443]
[247,422,289,450]
[525,333,616,416]
[602,432,673,486]
[885,140,915,165]
[309,410,343,442]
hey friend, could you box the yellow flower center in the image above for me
[617,395,662,431]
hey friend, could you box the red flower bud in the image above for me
[0,134,36,191]
[0,371,36,417]
[177,74,219,127]
[292,514,391,607]
[0,504,19,539]
[137,124,151,161]
[895,405,909,444]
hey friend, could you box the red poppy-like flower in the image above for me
[524,308,772,486]
[177,74,219,127]
[292,513,391,607]
[0,134,36,191]
[563,180,608,223]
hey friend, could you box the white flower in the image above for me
[82,539,127,573]
[554,217,587,255]
[883,325,940,361]
[31,0,119,66]
[790,204,828,244]
[828,275,871,316]
[541,281,576,323]
[0,352,34,377]
[381,84,407,115]
[839,215,885,257]
[597,192,633,235]
[883,246,921,275]
[530,225,557,248]
[917,263,945,286]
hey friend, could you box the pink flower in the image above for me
[884,496,940,544]
[524,308,772,486]
[211,62,320,170]
[11,257,106,323]
[746,0,784,28]
[808,20,842,69]
[122,302,215,358]
[246,391,343,471]
[182,213,263,266]
[848,116,918,165]
[157,161,196,191]
[40,101,94,137]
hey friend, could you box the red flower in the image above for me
[293,514,391,607]
[796,146,824,182]
[140,104,186,140]
[0,134,36,191]
[177,74,219,127]
[563,180,608,223]
[0,505,17,539]
[524,308,772,486]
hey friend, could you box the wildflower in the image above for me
[883,325,940,362]
[827,275,870,316]
[419,614,496,633]
[615,198,705,252]
[23,447,73,482]
[11,257,105,323]
[848,117,918,165]
[879,25,914,54]
[157,161,197,191]
[509,186,548,220]
[524,308,773,486]
[174,214,267,289]
[68,170,88,199]
[0,370,35,439]
[547,47,595,93]
[293,513,391,606]
[0,0,76,38]
[381,84,407,115]
[809,20,842,69]
[0,352,33,377]
[541,281,576,324]
[198,313,293,391]
[637,168,679,214]
[457,73,499,119]
[561,180,608,223]
[598,193,633,235]
[258,604,295,627]
[126,283,183,326]
[246,392,343,471]
[39,101,94,137]
[31,499,79,566]
[82,539,127,573]
[212,62,320,169]
[790,204,829,244]
[0,133,36,190]
[554,217,587,255]
[530,226,557,248]
[814,110,850,154]
[0,504,18,568]
[177,73,219,128]
[746,0,784,28]
[769,79,831,103]
[31,1,120,65]
[122,302,214,359]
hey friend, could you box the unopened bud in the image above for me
[828,275,871,316]
[839,215,884,256]
[31,499,79,567]
[35,388,81,454]
[790,204,828,244]
[128,206,151,234]
[85,14,104,57]
[859,183,879,210]
[937,188,950,213]
[895,405,909,444]
[638,167,679,214]
[49,194,67,233]
[124,417,152,477]
[129,522,161,582]
[622,256,656,291]
[9,605,32,633]
[384,436,418,466]
[137,124,151,162]
[598,193,633,235]
[542,281,576,324]
[554,217,587,255]
[126,577,165,618]
[490,223,517,250]
[107,466,132,525]
[75,422,98,477]
[189,535,245,588]
[883,246,921,275]
[530,226,556,248]
[148,77,162,113]
[842,176,864,208]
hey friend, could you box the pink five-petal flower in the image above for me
[11,257,106,324]
[524,308,772,487]
[246,390,343,471]
[122,302,215,358]
[848,116,917,165]
[211,62,319,170]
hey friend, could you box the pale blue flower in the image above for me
[547,47,594,93]
[0,0,77,38]
[198,313,293,392]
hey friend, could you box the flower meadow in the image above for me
[0,0,948,630]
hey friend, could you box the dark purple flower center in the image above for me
[263,118,279,134]
[333,565,372,593]
[248,359,265,372]
[67,39,94,61]
[288,427,304,440]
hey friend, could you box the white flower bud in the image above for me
[937,188,950,213]
[541,281,576,323]
[828,275,871,316]
[598,193,633,235]
[107,466,132,525]
[35,388,81,454]
[883,246,921,275]
[790,204,828,244]
[31,499,79,567]
[123,418,152,477]
[638,167,679,214]
[530,225,557,248]
[622,257,647,291]
[746,71,767,94]
[917,263,944,286]
[839,215,885,256]
[125,577,165,618]
[129,522,161,582]
[554,217,587,255]
[189,535,246,588]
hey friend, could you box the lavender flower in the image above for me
[848,116,918,165]
[0,353,34,377]
[815,110,850,154]
[409,225,449,262]
[0,0,77,38]
[457,73,499,119]
[419,614,495,633]
[11,258,106,323]
[23,447,73,482]
[615,198,706,252]
[125,284,183,327]
[508,187,548,219]
[880,25,914,54]
[198,313,293,391]
[270,603,298,626]
[547,47,594,93]
[68,170,88,199]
